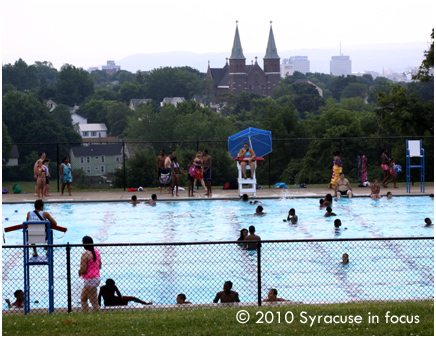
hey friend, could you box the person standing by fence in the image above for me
[79,236,101,312]
[60,157,72,196]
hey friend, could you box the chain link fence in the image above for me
[2,237,433,315]
[2,136,434,191]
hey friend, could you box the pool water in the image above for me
[2,196,434,244]
[2,197,434,310]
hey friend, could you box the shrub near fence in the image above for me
[2,136,434,190]
[2,237,433,315]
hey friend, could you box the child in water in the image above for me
[324,207,336,217]
[342,253,349,265]
[283,208,298,224]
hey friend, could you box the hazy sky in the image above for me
[2,0,435,70]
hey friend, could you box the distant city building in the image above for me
[102,60,121,75]
[330,55,352,76]
[281,56,310,77]
[353,70,380,79]
[87,67,99,73]
[206,22,281,97]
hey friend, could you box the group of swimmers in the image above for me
[129,194,157,206]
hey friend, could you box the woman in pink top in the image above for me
[79,236,102,312]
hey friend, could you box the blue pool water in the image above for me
[2,197,434,310]
[2,196,434,244]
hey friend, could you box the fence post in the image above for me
[57,143,60,192]
[123,141,126,191]
[268,155,271,189]
[66,242,72,313]
[257,241,261,307]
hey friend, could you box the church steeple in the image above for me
[264,21,279,59]
[230,21,245,59]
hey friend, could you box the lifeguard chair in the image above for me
[406,139,425,193]
[5,222,67,314]
[234,157,265,197]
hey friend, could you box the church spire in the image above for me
[230,21,245,59]
[264,21,279,59]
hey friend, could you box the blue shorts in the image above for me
[203,167,211,181]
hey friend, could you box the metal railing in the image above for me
[2,237,433,315]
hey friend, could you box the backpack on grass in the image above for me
[12,184,22,194]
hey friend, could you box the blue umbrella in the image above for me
[228,127,272,158]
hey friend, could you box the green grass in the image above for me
[2,301,433,336]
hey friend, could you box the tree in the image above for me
[412,28,434,83]
[52,104,73,126]
[86,89,118,102]
[367,77,393,105]
[144,67,201,102]
[105,102,133,136]
[55,64,95,105]
[2,58,39,91]
[376,84,434,135]
[2,92,82,152]
[2,122,13,165]
[119,81,147,104]
[341,83,367,99]
[34,61,58,87]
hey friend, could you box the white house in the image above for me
[161,97,185,107]
[44,99,58,112]
[129,99,152,110]
[75,123,108,139]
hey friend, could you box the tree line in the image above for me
[2,30,433,187]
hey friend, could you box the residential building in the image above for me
[281,56,310,77]
[44,99,58,112]
[70,144,124,177]
[330,55,352,76]
[206,22,281,97]
[129,99,153,110]
[75,123,108,139]
[161,97,185,107]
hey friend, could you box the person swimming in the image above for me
[324,207,337,217]
[283,208,298,224]
[342,253,349,264]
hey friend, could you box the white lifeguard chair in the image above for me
[234,157,264,197]
[406,139,425,193]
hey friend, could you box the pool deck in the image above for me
[2,185,433,204]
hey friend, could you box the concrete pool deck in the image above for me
[2,185,433,204]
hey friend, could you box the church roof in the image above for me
[230,23,245,60]
[264,23,279,59]
[210,64,229,87]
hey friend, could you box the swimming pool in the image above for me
[2,197,434,311]
[2,196,434,244]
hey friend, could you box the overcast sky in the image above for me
[2,0,435,70]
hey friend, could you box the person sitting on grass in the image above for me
[98,279,152,307]
[144,194,157,206]
[254,205,265,215]
[324,207,337,217]
[262,288,289,302]
[5,290,25,308]
[213,281,240,303]
[129,195,140,205]
[176,294,192,304]
[424,218,433,226]
[283,208,298,224]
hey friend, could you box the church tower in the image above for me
[263,22,281,96]
[229,21,247,94]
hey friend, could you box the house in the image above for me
[4,145,19,166]
[69,144,124,177]
[291,79,324,97]
[75,123,108,139]
[160,97,185,107]
[44,99,58,112]
[68,104,88,125]
[129,99,152,110]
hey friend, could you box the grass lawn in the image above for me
[2,301,433,336]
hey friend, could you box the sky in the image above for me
[2,0,435,70]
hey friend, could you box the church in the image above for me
[206,22,281,97]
